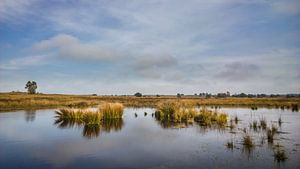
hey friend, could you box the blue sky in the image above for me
[0,0,299,95]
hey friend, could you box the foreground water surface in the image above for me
[0,108,299,169]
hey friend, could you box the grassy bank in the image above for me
[0,92,299,111]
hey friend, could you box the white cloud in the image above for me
[271,0,300,15]
[33,34,122,61]
[0,55,48,70]
[0,0,37,22]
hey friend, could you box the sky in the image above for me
[0,0,300,95]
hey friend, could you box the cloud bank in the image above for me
[0,0,299,94]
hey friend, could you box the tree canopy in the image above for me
[25,81,37,94]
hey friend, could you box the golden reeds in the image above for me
[155,101,228,126]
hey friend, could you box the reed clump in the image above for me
[101,103,124,119]
[194,110,228,126]
[243,135,254,148]
[267,125,278,143]
[55,103,124,138]
[273,149,288,163]
[55,103,124,126]
[260,118,267,130]
[155,101,227,126]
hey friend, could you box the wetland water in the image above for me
[0,108,299,169]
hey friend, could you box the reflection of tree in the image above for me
[54,117,124,139]
[25,109,36,122]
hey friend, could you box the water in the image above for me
[0,108,299,169]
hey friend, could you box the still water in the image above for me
[0,108,299,169]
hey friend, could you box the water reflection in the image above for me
[54,117,124,139]
[25,109,36,122]
[1,108,299,169]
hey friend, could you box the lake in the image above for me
[0,107,299,169]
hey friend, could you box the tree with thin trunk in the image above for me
[25,81,37,94]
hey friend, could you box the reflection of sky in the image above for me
[0,108,299,169]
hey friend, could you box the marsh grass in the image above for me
[1,92,299,111]
[250,120,258,131]
[243,135,254,148]
[234,115,239,124]
[291,104,298,112]
[55,103,124,138]
[260,118,267,130]
[273,149,288,163]
[101,103,124,119]
[155,101,228,127]
[278,116,282,127]
[226,141,234,150]
[267,125,278,144]
[229,119,235,130]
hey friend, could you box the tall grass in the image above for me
[267,125,278,144]
[101,103,124,119]
[54,103,124,138]
[1,92,299,111]
[155,101,228,126]
[260,118,267,130]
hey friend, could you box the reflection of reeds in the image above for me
[226,141,234,150]
[242,134,254,155]
[102,119,124,132]
[83,124,101,139]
